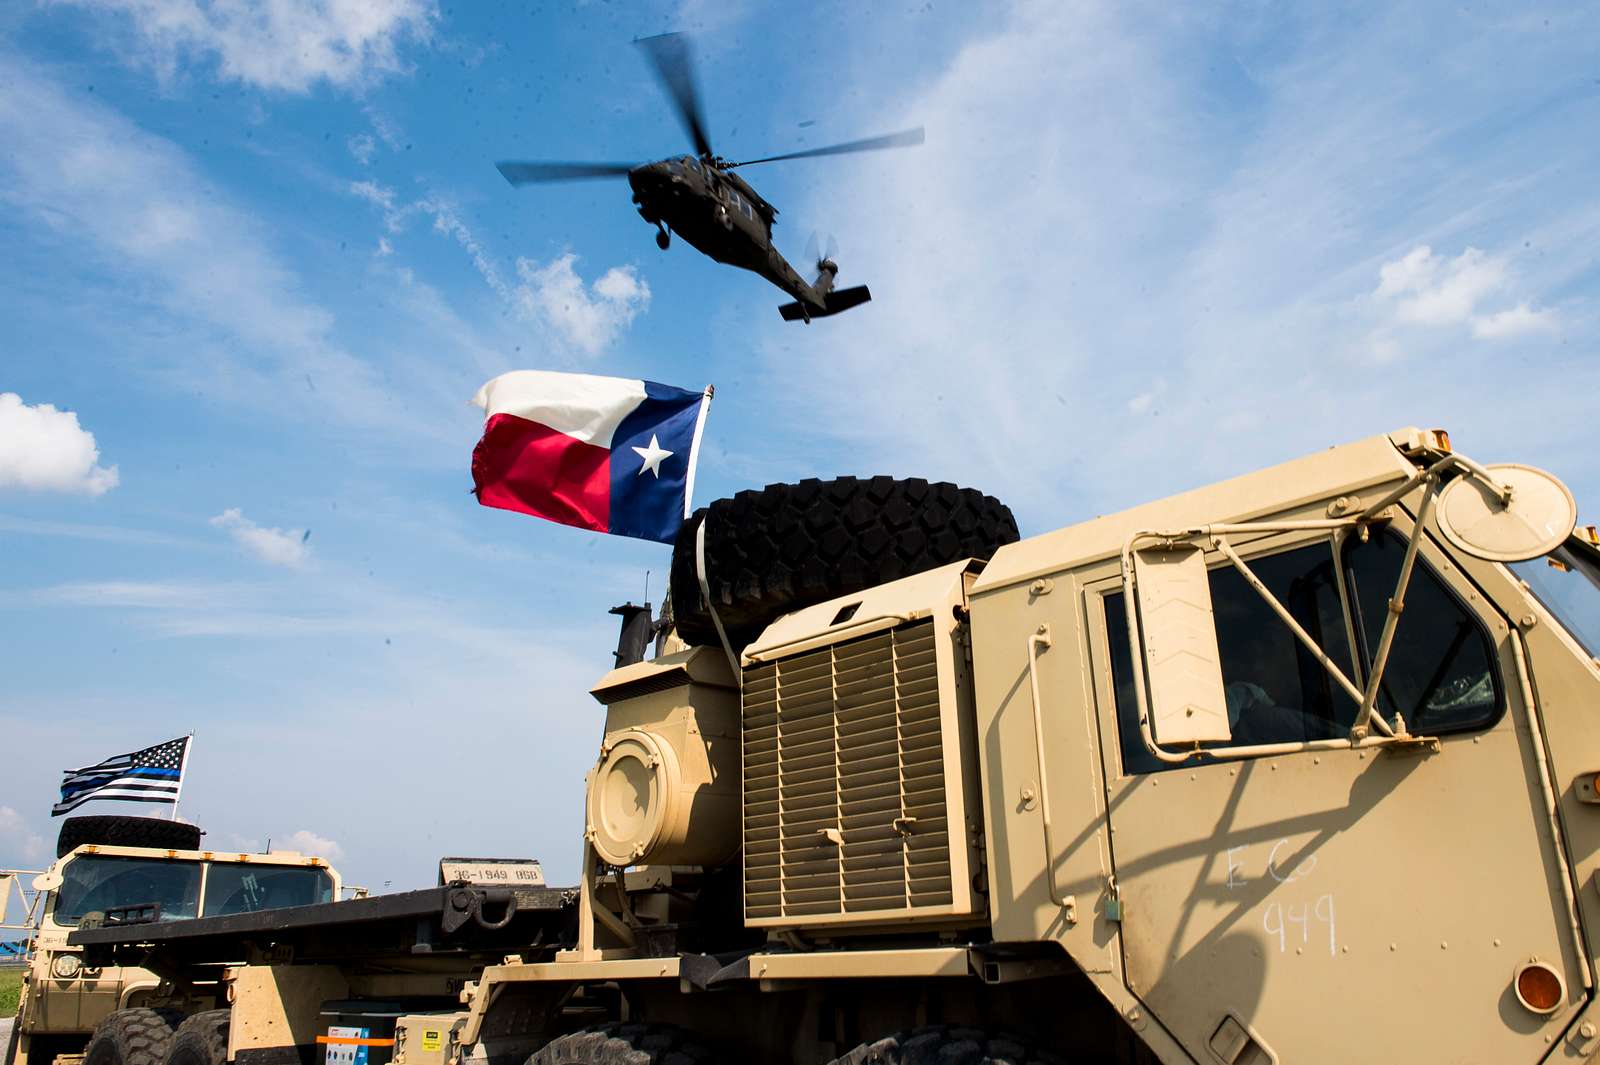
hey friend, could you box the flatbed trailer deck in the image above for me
[69,884,575,969]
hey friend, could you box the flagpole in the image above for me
[682,384,714,521]
[171,733,194,822]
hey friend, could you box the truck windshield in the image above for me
[1510,538,1600,658]
[202,865,334,915]
[52,856,201,925]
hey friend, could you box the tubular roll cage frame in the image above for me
[1116,453,1516,765]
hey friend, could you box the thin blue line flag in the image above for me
[53,736,190,816]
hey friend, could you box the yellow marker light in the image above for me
[1514,960,1565,1015]
[1431,428,1452,452]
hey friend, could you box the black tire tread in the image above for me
[58,817,202,858]
[831,1026,1069,1065]
[164,1011,229,1065]
[528,1022,717,1065]
[84,1009,184,1065]
[670,477,1018,649]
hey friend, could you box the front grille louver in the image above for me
[742,620,957,924]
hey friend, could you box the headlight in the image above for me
[51,953,83,979]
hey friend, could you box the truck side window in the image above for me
[1342,531,1501,734]
[1107,542,1356,775]
[1107,534,1504,775]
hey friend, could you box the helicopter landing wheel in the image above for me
[656,227,670,250]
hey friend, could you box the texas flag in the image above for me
[470,370,711,544]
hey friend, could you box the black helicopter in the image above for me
[495,33,923,322]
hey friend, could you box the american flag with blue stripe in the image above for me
[53,736,190,816]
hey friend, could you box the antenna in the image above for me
[644,570,651,608]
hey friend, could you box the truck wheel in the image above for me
[83,1010,183,1065]
[669,477,1019,650]
[163,1012,229,1065]
[528,1022,718,1064]
[830,1027,1067,1065]
[57,817,202,858]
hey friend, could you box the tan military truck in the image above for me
[63,428,1600,1064]
[7,816,339,1065]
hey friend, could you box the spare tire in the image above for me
[57,815,202,858]
[670,476,1019,650]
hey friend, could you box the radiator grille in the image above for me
[743,620,954,923]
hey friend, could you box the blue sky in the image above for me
[2,1,1597,890]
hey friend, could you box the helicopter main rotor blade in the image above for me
[635,33,714,159]
[726,127,925,168]
[496,161,636,185]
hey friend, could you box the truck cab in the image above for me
[11,843,339,1065]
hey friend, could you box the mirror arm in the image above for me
[1360,454,1510,521]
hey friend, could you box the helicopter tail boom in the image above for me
[778,284,871,322]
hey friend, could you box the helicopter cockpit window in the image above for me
[739,198,753,219]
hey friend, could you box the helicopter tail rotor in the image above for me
[804,232,841,292]
[813,259,838,296]
[781,236,867,321]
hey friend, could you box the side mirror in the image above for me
[1133,544,1232,745]
[1436,463,1576,562]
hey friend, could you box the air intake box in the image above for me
[587,647,740,869]
[740,560,986,930]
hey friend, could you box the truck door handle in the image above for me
[1025,624,1075,922]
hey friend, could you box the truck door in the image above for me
[1089,517,1587,1064]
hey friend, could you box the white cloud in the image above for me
[0,515,198,547]
[63,0,438,93]
[210,508,311,568]
[347,108,404,164]
[741,4,1600,524]
[515,255,651,356]
[1373,245,1508,327]
[350,179,399,223]
[366,108,403,150]
[0,392,120,495]
[0,60,459,445]
[1371,245,1562,341]
[33,580,233,609]
[348,184,651,354]
[1470,302,1560,339]
[0,806,49,866]
[281,829,344,861]
[346,132,377,165]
